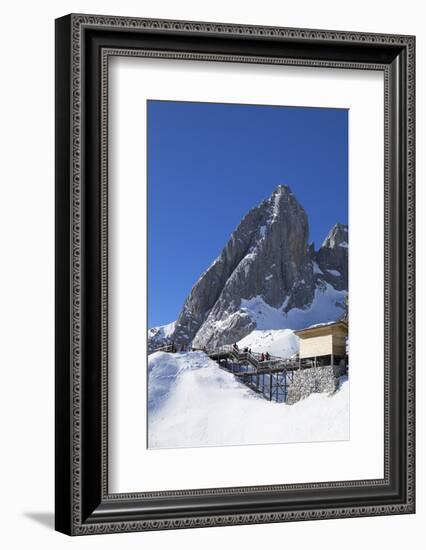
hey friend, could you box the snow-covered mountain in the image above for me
[148,184,348,352]
[148,350,349,449]
[148,321,175,352]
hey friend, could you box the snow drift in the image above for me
[148,351,349,449]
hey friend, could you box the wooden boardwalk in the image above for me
[205,345,297,402]
[206,345,299,371]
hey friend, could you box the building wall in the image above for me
[331,327,348,357]
[299,333,332,358]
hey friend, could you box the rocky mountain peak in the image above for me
[148,187,348,352]
[266,184,299,218]
[321,223,348,249]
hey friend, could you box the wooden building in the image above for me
[294,320,348,368]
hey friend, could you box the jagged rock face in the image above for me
[177,185,309,349]
[148,185,348,352]
[315,223,348,291]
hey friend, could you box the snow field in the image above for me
[148,350,349,449]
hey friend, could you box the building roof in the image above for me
[294,319,348,338]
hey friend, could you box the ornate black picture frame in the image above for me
[55,13,415,535]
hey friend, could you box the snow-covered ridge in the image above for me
[237,329,298,358]
[148,321,176,339]
[240,282,346,332]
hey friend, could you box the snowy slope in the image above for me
[241,282,346,332]
[237,329,298,358]
[148,351,349,449]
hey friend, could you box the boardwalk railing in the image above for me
[152,344,177,353]
[206,345,297,371]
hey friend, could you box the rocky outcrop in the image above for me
[148,185,348,352]
[315,223,348,291]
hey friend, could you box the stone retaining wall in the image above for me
[286,364,347,405]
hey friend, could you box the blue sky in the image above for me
[148,100,348,328]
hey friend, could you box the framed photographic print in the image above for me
[55,14,415,535]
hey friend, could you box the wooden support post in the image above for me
[284,370,287,402]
